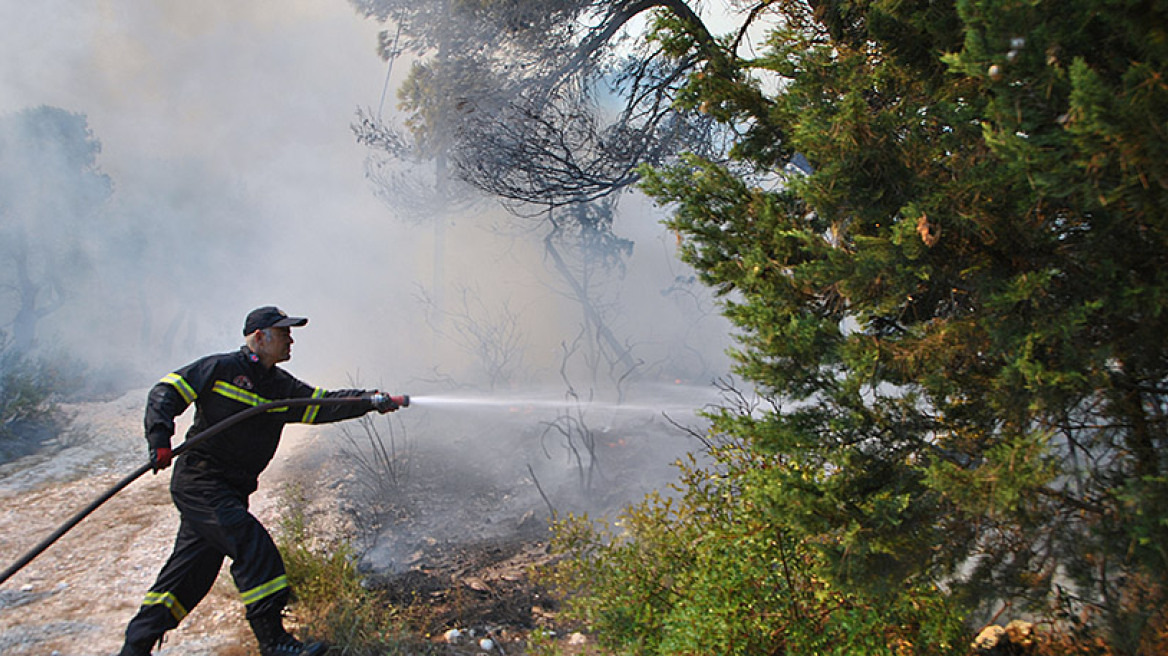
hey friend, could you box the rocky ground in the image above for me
[0,389,705,655]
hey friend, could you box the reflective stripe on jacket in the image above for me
[145,346,370,494]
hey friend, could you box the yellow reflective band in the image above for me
[239,574,289,606]
[212,380,268,406]
[160,373,197,405]
[301,387,326,424]
[142,590,188,621]
[211,381,288,412]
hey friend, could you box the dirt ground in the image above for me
[0,389,702,655]
[0,391,286,655]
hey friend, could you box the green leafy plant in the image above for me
[542,440,966,656]
[0,346,75,460]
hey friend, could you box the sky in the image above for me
[0,0,731,398]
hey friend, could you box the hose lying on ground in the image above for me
[0,396,374,587]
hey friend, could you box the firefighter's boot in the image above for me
[249,612,328,656]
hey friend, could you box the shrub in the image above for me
[541,445,968,656]
[275,482,436,655]
[0,347,75,460]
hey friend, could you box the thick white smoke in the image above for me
[0,0,731,396]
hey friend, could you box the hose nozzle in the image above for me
[370,393,410,411]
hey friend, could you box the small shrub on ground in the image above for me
[0,346,80,461]
[275,482,438,655]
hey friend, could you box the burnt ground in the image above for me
[0,389,706,655]
[327,398,699,653]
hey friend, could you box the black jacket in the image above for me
[145,346,372,494]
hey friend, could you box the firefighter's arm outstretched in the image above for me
[283,381,402,425]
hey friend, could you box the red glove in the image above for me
[150,447,173,473]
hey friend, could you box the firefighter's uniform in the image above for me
[121,345,372,649]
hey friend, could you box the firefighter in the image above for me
[117,306,400,656]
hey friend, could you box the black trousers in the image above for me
[122,472,288,647]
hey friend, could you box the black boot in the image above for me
[249,612,328,656]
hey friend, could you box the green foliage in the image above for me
[546,0,1168,653]
[0,345,75,459]
[543,444,967,655]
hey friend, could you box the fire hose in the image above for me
[0,393,409,587]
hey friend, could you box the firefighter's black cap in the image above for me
[243,306,308,336]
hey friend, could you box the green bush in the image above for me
[541,446,967,656]
[0,347,74,460]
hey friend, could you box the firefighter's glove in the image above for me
[150,446,173,473]
[370,393,399,414]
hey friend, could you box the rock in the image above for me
[463,576,492,593]
[479,637,495,651]
[516,510,536,530]
[973,620,1036,654]
[443,628,463,644]
[973,625,1006,651]
[1005,620,1036,649]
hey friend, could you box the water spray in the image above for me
[405,392,711,416]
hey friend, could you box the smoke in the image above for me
[1,0,732,397]
[1,1,408,382]
[0,1,734,424]
[0,0,739,579]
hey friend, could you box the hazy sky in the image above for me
[0,1,387,221]
[0,0,732,395]
[0,1,430,381]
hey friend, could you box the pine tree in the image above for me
[552,1,1168,652]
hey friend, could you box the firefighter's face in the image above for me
[258,326,293,364]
